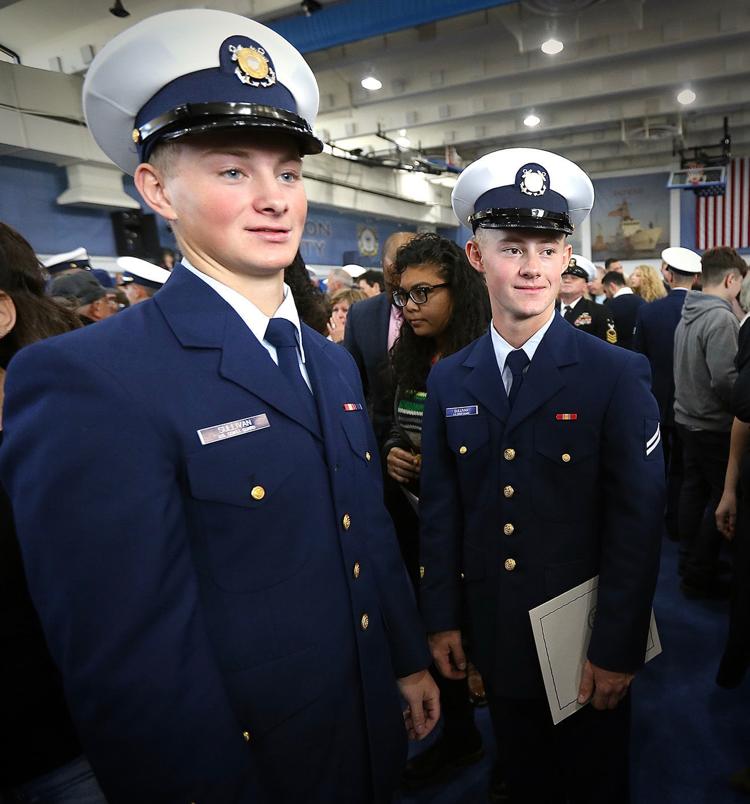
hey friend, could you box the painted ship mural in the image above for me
[592,200,664,255]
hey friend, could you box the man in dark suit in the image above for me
[603,270,645,349]
[0,11,438,803]
[558,254,617,343]
[419,147,664,803]
[633,246,702,540]
[344,231,416,448]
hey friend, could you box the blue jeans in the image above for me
[0,756,107,804]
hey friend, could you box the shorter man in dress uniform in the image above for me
[558,254,617,343]
[116,256,171,305]
[418,147,664,803]
[42,246,93,277]
[0,10,438,804]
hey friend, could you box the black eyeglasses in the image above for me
[391,283,449,308]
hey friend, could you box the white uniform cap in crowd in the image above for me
[342,264,367,278]
[116,256,171,289]
[83,9,322,176]
[564,254,596,282]
[452,147,594,234]
[661,246,702,274]
[42,247,91,274]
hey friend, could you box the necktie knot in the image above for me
[264,318,298,350]
[505,349,530,378]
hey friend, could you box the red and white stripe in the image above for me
[696,158,750,250]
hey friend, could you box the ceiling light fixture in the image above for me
[677,88,696,106]
[524,113,541,128]
[361,75,382,91]
[541,38,564,55]
[300,0,323,16]
[396,134,412,148]
[109,0,130,18]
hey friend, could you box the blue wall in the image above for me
[0,155,457,265]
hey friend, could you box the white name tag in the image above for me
[445,405,479,418]
[196,413,270,445]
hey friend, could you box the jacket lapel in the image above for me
[505,313,578,433]
[463,333,509,425]
[155,264,321,438]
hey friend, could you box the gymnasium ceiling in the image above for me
[1,0,748,179]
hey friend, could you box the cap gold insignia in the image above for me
[229,44,276,87]
[131,128,141,143]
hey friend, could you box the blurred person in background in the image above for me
[284,251,330,335]
[629,264,667,303]
[327,287,367,343]
[383,233,491,791]
[358,269,385,297]
[325,267,353,296]
[48,271,117,325]
[0,222,107,804]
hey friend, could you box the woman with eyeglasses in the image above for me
[382,232,491,791]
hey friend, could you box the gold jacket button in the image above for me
[365,451,372,462]
[342,513,352,530]
[504,558,517,571]
[353,561,361,579]
[360,613,369,631]
[242,731,251,743]
[459,445,468,455]
[503,485,514,498]
[561,453,571,463]
[504,448,516,461]
[503,523,515,536]
[419,565,425,579]
[250,485,265,501]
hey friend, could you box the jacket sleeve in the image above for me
[343,302,368,396]
[417,365,464,633]
[587,351,664,673]
[632,306,646,354]
[704,314,739,407]
[0,341,267,804]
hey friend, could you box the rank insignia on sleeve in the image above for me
[606,321,617,344]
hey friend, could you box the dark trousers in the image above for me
[663,424,683,542]
[486,693,630,804]
[677,425,731,586]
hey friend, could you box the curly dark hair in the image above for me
[284,251,330,336]
[390,232,490,391]
[0,223,82,369]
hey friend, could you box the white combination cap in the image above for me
[661,246,702,274]
[83,9,322,175]
[452,147,594,234]
[116,256,171,289]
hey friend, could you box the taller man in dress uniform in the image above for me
[418,148,664,803]
[0,11,438,804]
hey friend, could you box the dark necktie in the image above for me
[264,318,319,432]
[505,349,530,408]
[563,304,573,318]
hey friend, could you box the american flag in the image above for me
[696,158,750,250]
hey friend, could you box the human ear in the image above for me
[134,163,178,222]
[466,239,485,273]
[0,293,17,338]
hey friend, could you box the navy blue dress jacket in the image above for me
[605,292,645,350]
[418,313,664,698]
[0,265,429,803]
[633,289,687,425]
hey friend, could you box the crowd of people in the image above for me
[1,8,749,804]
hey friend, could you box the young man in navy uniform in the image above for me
[418,148,664,803]
[0,11,438,804]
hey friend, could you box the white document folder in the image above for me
[528,575,661,725]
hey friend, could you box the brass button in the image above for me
[504,558,517,571]
[250,485,265,501]
[419,565,425,579]
[504,448,516,461]
[360,613,369,631]
[503,485,514,498]
[342,513,351,530]
[459,445,468,455]
[353,561,361,579]
[561,453,571,463]
[365,451,372,462]
[242,730,251,743]
[503,523,515,536]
